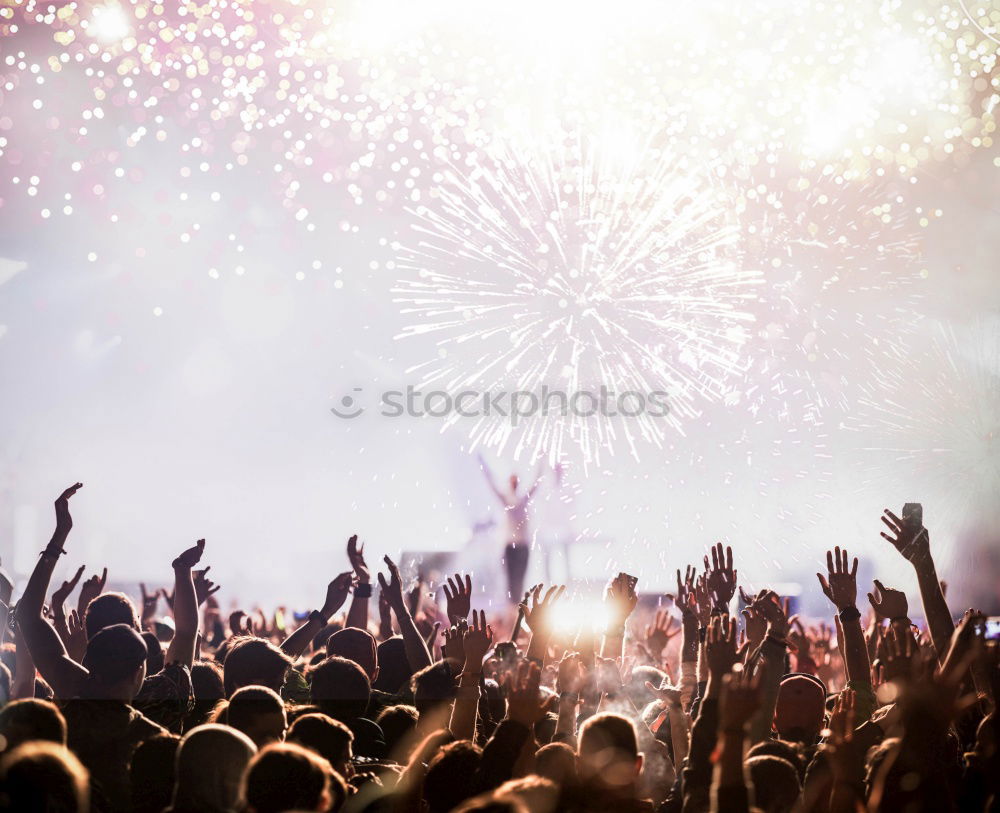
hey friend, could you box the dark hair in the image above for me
[226,685,286,740]
[535,741,577,785]
[373,637,410,694]
[223,637,292,697]
[310,656,371,723]
[242,742,334,813]
[82,624,147,689]
[326,628,378,680]
[287,712,354,768]
[424,740,483,813]
[375,704,418,757]
[578,713,638,763]
[84,592,139,639]
[130,732,180,813]
[411,661,456,714]
[0,699,67,751]
[746,739,807,781]
[746,755,801,813]
[0,741,89,813]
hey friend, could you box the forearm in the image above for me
[712,731,750,813]
[346,589,370,631]
[394,604,432,672]
[165,565,198,667]
[281,616,323,658]
[556,695,578,739]
[601,627,625,661]
[913,560,954,657]
[526,632,550,665]
[840,614,871,688]
[748,638,785,745]
[12,636,36,699]
[449,669,481,740]
[669,705,690,767]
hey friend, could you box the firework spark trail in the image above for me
[849,319,1000,541]
[393,128,761,462]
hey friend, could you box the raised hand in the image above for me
[604,573,638,629]
[867,579,908,621]
[442,622,467,663]
[876,624,922,684]
[817,547,859,611]
[504,661,554,726]
[667,565,696,608]
[825,690,863,785]
[880,508,930,564]
[645,678,683,709]
[322,572,355,618]
[557,653,586,695]
[463,609,494,667]
[347,535,369,584]
[645,609,680,656]
[193,567,220,606]
[704,542,737,608]
[77,568,107,617]
[442,573,473,623]
[519,584,566,637]
[706,615,740,679]
[52,565,85,612]
[691,575,713,627]
[719,668,761,731]
[749,589,790,638]
[138,582,161,627]
[741,603,767,650]
[377,556,405,613]
[65,609,88,662]
[52,483,83,543]
[172,539,205,570]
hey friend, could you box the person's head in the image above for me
[326,628,379,681]
[535,742,577,786]
[287,712,354,777]
[411,660,456,717]
[373,637,410,694]
[0,741,89,813]
[83,591,139,639]
[223,637,292,697]
[454,799,527,813]
[81,624,147,701]
[495,775,558,813]
[577,713,642,796]
[130,733,180,813]
[745,755,801,813]
[226,686,287,748]
[242,742,344,813]
[141,631,164,676]
[375,704,419,759]
[309,656,371,723]
[192,660,225,701]
[0,698,67,751]
[746,739,807,781]
[172,724,256,813]
[424,740,483,813]
[774,674,827,743]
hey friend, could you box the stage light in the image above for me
[90,5,130,43]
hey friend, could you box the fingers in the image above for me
[99,568,108,588]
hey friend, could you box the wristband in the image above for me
[838,606,861,623]
[309,609,329,625]
[559,691,580,704]
[354,583,372,599]
[40,548,65,560]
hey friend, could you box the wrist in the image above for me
[353,583,372,599]
[838,605,861,623]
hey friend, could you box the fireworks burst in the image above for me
[393,126,761,462]
[849,318,1000,539]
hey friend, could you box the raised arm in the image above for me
[19,484,88,699]
[520,584,565,665]
[379,555,432,672]
[880,509,954,657]
[280,572,353,658]
[164,539,206,669]
[602,572,637,660]
[450,609,493,740]
[477,454,506,504]
[345,535,371,631]
[817,547,871,690]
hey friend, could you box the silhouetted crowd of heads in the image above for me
[0,484,998,813]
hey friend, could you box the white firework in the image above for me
[393,126,761,463]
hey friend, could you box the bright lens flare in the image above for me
[89,5,130,43]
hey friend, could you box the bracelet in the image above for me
[559,691,580,704]
[40,548,65,560]
[354,583,373,599]
[838,606,861,623]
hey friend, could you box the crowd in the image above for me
[0,481,997,812]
